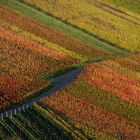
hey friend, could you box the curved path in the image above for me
[0,68,83,120]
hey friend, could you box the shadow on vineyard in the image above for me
[0,105,74,140]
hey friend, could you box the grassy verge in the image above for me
[0,0,128,55]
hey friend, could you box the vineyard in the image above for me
[0,103,82,140]
[42,54,140,139]
[0,25,79,109]
[0,0,140,139]
[24,0,140,52]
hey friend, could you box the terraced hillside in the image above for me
[0,0,139,140]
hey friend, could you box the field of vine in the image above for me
[0,4,82,109]
[101,0,140,15]
[0,4,108,60]
[0,29,78,109]
[24,0,140,52]
[42,54,140,139]
[0,0,127,55]
[0,104,81,140]
[0,1,112,110]
[0,0,140,139]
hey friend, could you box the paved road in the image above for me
[0,68,83,120]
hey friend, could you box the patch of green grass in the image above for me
[0,0,127,55]
[9,24,87,61]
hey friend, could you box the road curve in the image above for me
[0,68,83,120]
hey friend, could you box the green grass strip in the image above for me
[10,24,87,61]
[0,20,86,61]
[0,0,128,55]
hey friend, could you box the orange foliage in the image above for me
[0,35,76,109]
[114,55,140,72]
[41,91,140,139]
[0,27,68,59]
[82,62,140,106]
[0,4,105,59]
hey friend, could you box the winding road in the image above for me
[0,68,83,120]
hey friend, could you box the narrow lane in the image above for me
[0,68,83,119]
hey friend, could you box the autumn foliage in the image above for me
[0,24,77,109]
[0,4,105,59]
[42,54,140,139]
[42,90,140,139]
[82,58,140,106]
